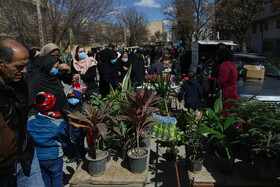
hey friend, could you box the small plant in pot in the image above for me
[68,102,115,176]
[119,88,160,173]
[148,72,173,115]
[239,101,280,180]
[196,98,242,175]
[184,108,204,173]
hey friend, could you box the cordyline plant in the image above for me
[119,88,160,157]
[68,102,115,159]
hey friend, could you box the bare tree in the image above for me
[119,7,149,46]
[94,22,124,46]
[0,0,40,46]
[163,0,213,44]
[215,0,270,52]
[41,0,118,46]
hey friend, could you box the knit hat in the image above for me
[67,82,82,100]
[34,92,61,118]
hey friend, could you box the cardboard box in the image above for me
[244,65,265,82]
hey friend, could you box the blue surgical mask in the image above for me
[78,52,87,60]
[111,59,117,64]
[50,68,58,76]
[68,98,80,105]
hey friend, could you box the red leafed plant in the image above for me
[120,88,160,157]
[68,102,114,159]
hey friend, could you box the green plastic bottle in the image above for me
[157,124,163,140]
[169,124,175,140]
[163,125,169,141]
[151,124,158,138]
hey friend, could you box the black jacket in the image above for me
[178,78,203,109]
[27,55,71,117]
[0,80,34,176]
[148,60,163,75]
[71,65,97,91]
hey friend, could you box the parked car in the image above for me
[201,53,280,103]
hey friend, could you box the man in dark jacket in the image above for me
[148,53,163,75]
[0,39,44,186]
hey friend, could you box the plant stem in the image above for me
[136,131,140,157]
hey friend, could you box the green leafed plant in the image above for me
[196,98,242,164]
[68,102,115,159]
[148,73,173,114]
[119,88,160,157]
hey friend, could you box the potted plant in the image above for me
[196,98,242,175]
[68,102,114,176]
[184,108,204,173]
[120,88,160,173]
[148,72,173,115]
[232,100,280,180]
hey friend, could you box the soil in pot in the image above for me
[85,150,108,176]
[127,148,148,174]
[188,155,204,173]
[252,149,279,180]
[214,150,234,175]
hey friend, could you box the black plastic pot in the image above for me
[252,149,279,180]
[188,155,204,173]
[127,148,148,174]
[214,150,234,175]
[85,151,108,176]
[122,147,127,160]
[106,148,112,163]
[139,131,151,147]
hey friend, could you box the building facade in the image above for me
[248,0,280,58]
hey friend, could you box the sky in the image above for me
[117,0,167,23]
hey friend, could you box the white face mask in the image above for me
[122,58,128,62]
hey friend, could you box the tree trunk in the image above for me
[241,41,247,53]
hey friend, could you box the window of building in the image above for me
[265,22,268,31]
[277,19,280,29]
[253,23,257,34]
[263,41,272,53]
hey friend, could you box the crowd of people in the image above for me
[0,39,239,187]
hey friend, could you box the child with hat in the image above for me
[27,92,74,187]
[178,72,203,111]
[67,82,86,164]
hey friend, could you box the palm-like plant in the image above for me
[120,88,160,157]
[148,73,173,114]
[68,102,115,159]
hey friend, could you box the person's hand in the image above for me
[73,74,80,81]
[119,82,123,87]
[35,51,40,57]
[58,63,71,74]
[118,71,121,76]
[123,66,128,71]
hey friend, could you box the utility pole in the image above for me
[37,0,44,47]
[124,23,127,47]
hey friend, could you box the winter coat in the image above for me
[216,61,238,110]
[27,55,72,117]
[27,114,73,161]
[178,78,203,109]
[0,80,34,176]
[71,65,98,91]
[0,113,17,177]
[148,61,163,75]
